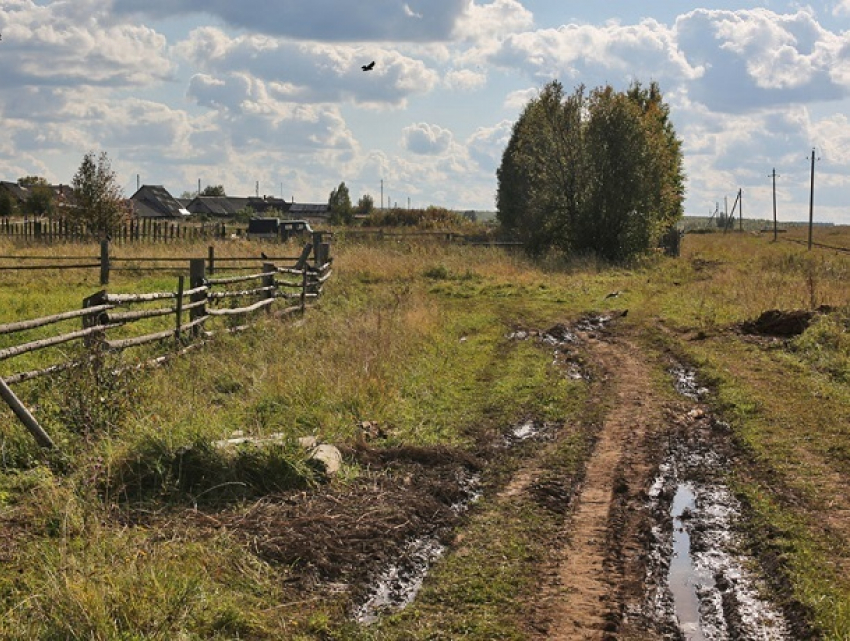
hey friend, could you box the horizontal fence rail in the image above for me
[0,231,327,284]
[0,241,332,450]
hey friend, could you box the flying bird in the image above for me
[361,61,375,71]
[604,290,621,299]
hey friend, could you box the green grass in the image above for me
[1,231,849,638]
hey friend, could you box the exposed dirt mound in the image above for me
[741,307,831,337]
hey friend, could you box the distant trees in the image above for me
[200,184,226,197]
[18,176,56,217]
[496,80,685,261]
[0,191,14,217]
[70,152,128,238]
[328,181,353,224]
[356,194,374,215]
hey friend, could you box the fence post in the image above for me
[189,258,206,338]
[0,377,55,449]
[262,262,275,313]
[208,246,215,275]
[175,275,185,345]
[301,267,307,314]
[311,232,324,266]
[100,239,110,285]
[315,242,330,269]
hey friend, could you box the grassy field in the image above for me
[0,228,848,639]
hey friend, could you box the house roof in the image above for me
[289,203,330,217]
[186,196,252,216]
[130,185,190,218]
[0,181,29,203]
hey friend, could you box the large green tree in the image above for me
[328,181,353,225]
[496,80,685,261]
[70,152,128,237]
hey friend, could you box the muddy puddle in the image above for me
[354,415,560,625]
[670,364,709,400]
[353,469,482,624]
[643,368,792,639]
[508,321,598,381]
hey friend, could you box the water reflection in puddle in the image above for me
[669,484,710,641]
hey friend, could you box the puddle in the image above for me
[669,483,710,641]
[512,420,538,441]
[647,447,792,640]
[671,365,709,400]
[575,314,613,333]
[354,470,481,624]
[502,420,560,448]
[353,536,446,624]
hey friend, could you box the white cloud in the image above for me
[455,0,533,42]
[676,9,848,112]
[401,122,453,154]
[112,0,468,42]
[466,120,513,171]
[504,87,537,111]
[186,72,358,153]
[444,68,487,91]
[177,28,439,107]
[0,0,174,87]
[492,18,698,84]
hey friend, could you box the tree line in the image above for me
[497,80,685,261]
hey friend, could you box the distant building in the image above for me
[0,181,29,209]
[185,196,252,217]
[288,203,331,224]
[0,181,74,214]
[130,185,190,219]
[185,195,292,217]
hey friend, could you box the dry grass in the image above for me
[0,230,849,638]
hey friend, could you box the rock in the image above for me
[308,443,343,476]
[298,435,318,449]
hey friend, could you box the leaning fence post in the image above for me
[100,239,110,285]
[175,275,185,345]
[0,377,54,449]
[189,258,206,338]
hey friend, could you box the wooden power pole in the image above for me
[770,168,779,242]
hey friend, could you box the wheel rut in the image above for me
[539,333,662,640]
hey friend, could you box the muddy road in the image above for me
[138,317,809,639]
[527,320,802,639]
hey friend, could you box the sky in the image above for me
[1,1,850,223]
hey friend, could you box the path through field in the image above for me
[536,332,661,639]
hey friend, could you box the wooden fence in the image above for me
[0,217,234,243]
[0,231,330,285]
[0,242,332,449]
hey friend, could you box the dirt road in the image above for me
[534,332,664,639]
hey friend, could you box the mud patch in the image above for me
[645,419,792,640]
[353,467,482,624]
[740,307,832,337]
[503,419,558,447]
[670,365,708,401]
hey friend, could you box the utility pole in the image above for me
[738,188,743,231]
[808,148,818,251]
[770,168,779,242]
[380,179,384,210]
